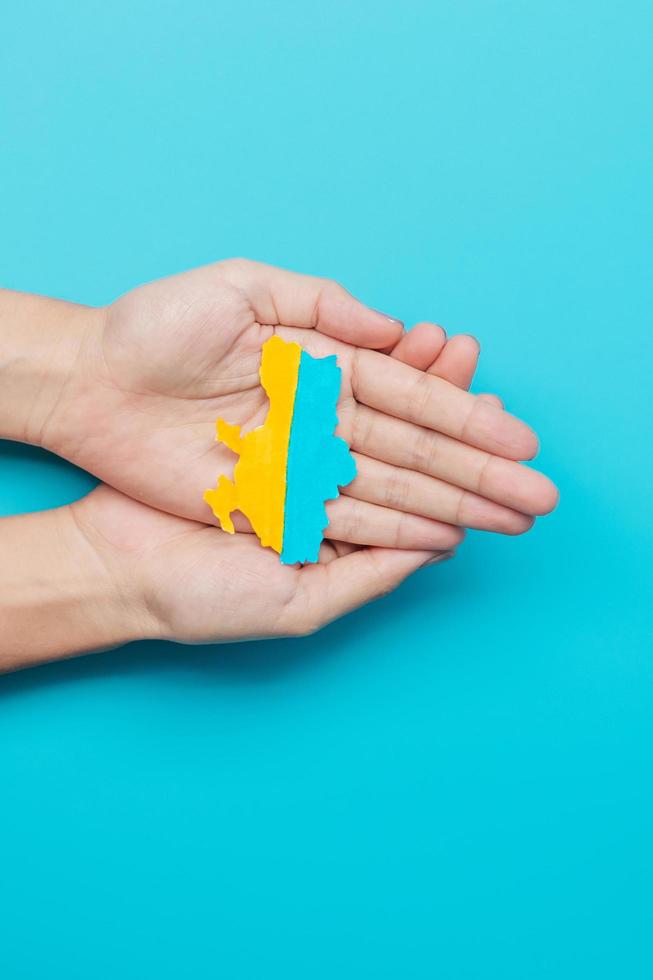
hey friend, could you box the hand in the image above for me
[2,479,446,672]
[40,260,557,551]
[64,483,454,654]
[57,326,504,651]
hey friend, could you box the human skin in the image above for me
[0,260,558,555]
[0,322,482,672]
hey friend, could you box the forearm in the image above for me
[0,504,148,672]
[0,288,100,446]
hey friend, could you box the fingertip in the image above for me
[413,321,447,343]
[522,431,540,461]
[428,332,480,389]
[458,333,480,353]
[504,512,536,535]
[391,321,447,369]
[498,410,540,461]
[533,477,560,516]
[445,524,466,547]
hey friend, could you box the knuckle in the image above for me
[326,497,359,544]
[341,499,361,542]
[408,373,433,423]
[324,277,344,296]
[411,428,440,473]
[392,514,406,548]
[454,488,467,526]
[475,454,493,495]
[363,551,392,598]
[350,347,362,398]
[460,399,481,445]
[351,404,375,451]
[384,470,410,510]
[217,257,251,276]
[314,278,346,328]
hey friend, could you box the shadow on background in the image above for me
[0,439,97,516]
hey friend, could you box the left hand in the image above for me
[42,260,558,550]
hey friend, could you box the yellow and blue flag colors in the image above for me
[204,336,356,564]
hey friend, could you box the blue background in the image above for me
[1,2,651,977]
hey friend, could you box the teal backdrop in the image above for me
[1,2,651,977]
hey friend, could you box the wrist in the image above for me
[0,288,104,448]
[0,501,156,673]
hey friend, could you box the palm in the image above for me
[97,266,359,528]
[75,485,304,640]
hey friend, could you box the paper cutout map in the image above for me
[204,336,356,564]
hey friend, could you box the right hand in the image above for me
[64,327,483,647]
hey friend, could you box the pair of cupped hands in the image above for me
[38,259,558,643]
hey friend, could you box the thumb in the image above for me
[219,258,404,349]
[282,547,454,636]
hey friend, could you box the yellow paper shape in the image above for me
[203,335,301,553]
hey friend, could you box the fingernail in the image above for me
[422,550,455,567]
[371,308,404,327]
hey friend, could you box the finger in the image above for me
[317,540,360,563]
[280,547,451,635]
[427,334,480,390]
[206,489,462,551]
[389,322,447,370]
[477,393,504,410]
[219,258,403,349]
[324,495,464,550]
[390,328,481,394]
[346,453,535,535]
[387,325,494,407]
[352,348,538,460]
[351,405,559,516]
